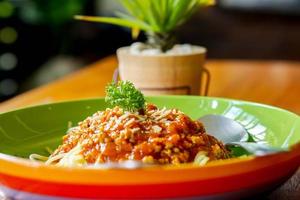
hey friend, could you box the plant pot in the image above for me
[116,46,210,95]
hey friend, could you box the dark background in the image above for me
[0,0,300,102]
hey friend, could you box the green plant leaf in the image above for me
[134,0,160,32]
[118,0,143,20]
[74,15,152,32]
[149,1,163,31]
[166,0,192,31]
[115,12,154,34]
[74,0,215,50]
[160,0,171,30]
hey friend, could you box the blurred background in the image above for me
[0,0,300,102]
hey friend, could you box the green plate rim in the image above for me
[1,95,299,119]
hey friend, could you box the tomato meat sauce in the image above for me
[51,104,229,165]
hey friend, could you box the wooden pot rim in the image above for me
[117,45,206,58]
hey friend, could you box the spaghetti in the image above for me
[30,104,229,167]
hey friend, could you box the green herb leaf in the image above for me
[227,142,288,157]
[105,81,145,112]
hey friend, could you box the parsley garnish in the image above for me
[105,81,145,113]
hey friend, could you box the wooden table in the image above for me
[1,57,300,114]
[0,56,300,199]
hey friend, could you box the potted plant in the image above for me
[75,0,214,95]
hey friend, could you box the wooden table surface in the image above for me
[0,56,300,199]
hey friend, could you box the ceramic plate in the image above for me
[0,96,299,200]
